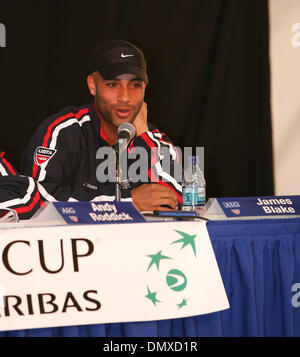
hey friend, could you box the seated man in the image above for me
[21,40,182,211]
[0,149,43,219]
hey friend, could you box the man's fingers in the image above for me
[133,101,148,136]
[131,183,179,212]
[154,206,175,211]
[151,197,178,210]
[147,183,178,199]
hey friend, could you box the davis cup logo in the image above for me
[34,146,57,166]
[145,230,198,310]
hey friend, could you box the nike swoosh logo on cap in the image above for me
[121,53,134,58]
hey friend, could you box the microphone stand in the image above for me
[115,142,122,202]
[113,123,136,202]
[114,139,127,202]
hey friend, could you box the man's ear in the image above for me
[87,74,96,96]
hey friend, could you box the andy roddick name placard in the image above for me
[33,201,146,224]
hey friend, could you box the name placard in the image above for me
[34,201,146,225]
[205,196,300,218]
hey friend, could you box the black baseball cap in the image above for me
[88,39,148,84]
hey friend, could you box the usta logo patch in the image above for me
[34,146,57,166]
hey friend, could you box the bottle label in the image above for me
[182,187,205,207]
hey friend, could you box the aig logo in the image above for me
[222,201,240,209]
[0,23,6,48]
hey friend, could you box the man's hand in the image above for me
[133,101,148,137]
[131,183,178,211]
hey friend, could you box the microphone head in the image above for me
[118,122,136,140]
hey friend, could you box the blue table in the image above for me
[1,218,300,337]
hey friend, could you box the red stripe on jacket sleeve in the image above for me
[1,156,17,176]
[140,132,183,204]
[32,108,89,179]
[15,190,43,214]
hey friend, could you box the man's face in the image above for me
[88,72,146,130]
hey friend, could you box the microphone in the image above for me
[114,122,136,155]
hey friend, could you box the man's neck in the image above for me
[101,120,118,147]
[93,101,118,146]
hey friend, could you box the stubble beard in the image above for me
[96,98,142,131]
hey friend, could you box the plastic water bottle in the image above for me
[182,156,206,212]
